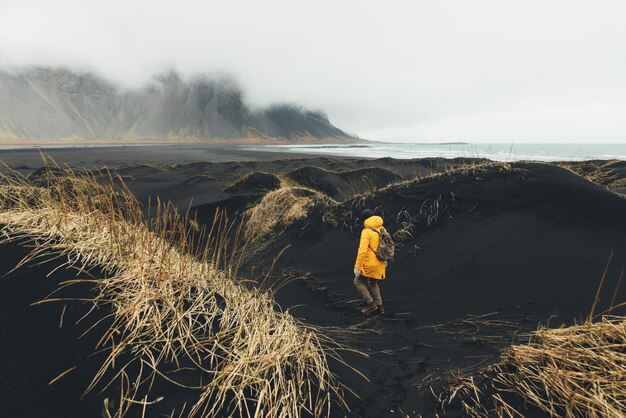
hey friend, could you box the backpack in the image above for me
[366,226,395,261]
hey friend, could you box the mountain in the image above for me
[0,67,352,141]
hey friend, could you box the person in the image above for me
[353,208,386,314]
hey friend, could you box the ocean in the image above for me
[248,142,626,162]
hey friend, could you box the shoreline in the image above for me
[1,143,624,169]
[1,140,625,164]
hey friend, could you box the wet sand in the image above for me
[0,144,328,168]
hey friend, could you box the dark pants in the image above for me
[353,275,382,305]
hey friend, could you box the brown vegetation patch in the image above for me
[244,186,325,240]
[437,316,626,417]
[494,317,626,417]
[559,160,626,190]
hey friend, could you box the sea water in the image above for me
[250,142,626,162]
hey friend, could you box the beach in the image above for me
[1,145,625,417]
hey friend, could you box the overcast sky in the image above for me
[1,0,625,143]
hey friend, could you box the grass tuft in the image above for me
[492,316,626,418]
[558,160,623,189]
[244,185,334,240]
[436,316,626,418]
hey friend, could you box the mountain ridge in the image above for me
[0,67,354,142]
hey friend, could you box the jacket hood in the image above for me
[364,215,383,229]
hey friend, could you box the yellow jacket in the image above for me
[354,215,387,280]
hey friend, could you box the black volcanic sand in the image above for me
[267,163,626,417]
[0,240,106,417]
[0,144,310,168]
[1,147,625,418]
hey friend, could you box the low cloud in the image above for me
[1,0,626,142]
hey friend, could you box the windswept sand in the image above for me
[1,147,624,417]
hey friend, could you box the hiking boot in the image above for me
[360,302,378,314]
[377,305,385,315]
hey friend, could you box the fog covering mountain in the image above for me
[0,67,351,141]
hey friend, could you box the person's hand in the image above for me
[353,268,360,277]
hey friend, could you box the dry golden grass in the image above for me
[0,162,346,418]
[558,160,622,188]
[429,161,520,181]
[612,177,626,189]
[392,210,415,245]
[493,316,626,417]
[344,171,385,198]
[244,185,334,240]
[436,316,626,418]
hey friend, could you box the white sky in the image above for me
[1,0,625,143]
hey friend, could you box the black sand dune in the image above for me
[1,148,625,417]
[0,241,107,417]
[246,163,626,416]
[284,166,402,200]
[224,172,281,192]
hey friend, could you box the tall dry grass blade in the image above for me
[589,251,614,321]
[608,267,625,315]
